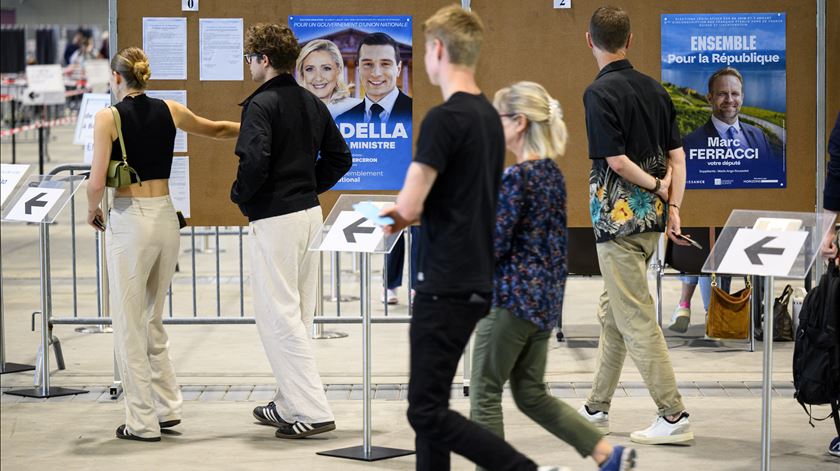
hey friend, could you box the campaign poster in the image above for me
[290,15,413,191]
[661,13,786,189]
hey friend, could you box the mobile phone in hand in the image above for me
[93,216,106,231]
[674,232,702,250]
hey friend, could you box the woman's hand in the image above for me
[87,208,105,232]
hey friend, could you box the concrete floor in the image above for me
[2,126,839,470]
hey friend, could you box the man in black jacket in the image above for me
[232,23,351,440]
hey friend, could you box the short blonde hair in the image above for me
[422,4,484,67]
[494,81,568,159]
[295,39,351,102]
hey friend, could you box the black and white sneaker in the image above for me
[274,420,336,439]
[252,402,290,428]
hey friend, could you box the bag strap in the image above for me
[110,106,128,164]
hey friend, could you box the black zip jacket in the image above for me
[231,74,351,221]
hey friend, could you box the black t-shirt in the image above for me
[413,92,504,295]
[583,59,681,242]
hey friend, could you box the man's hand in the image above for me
[667,206,690,246]
[656,165,673,201]
[380,204,411,236]
[820,227,839,265]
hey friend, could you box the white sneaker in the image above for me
[537,467,571,471]
[630,412,694,445]
[668,306,691,333]
[381,288,398,305]
[578,404,610,434]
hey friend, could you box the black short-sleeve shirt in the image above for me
[583,59,682,242]
[413,92,504,295]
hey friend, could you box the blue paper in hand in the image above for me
[353,201,395,226]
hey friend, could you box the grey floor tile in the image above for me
[326,388,350,400]
[223,385,253,401]
[1,393,21,404]
[199,385,229,401]
[549,386,577,398]
[71,387,107,402]
[248,388,274,402]
[374,387,399,400]
[623,388,649,398]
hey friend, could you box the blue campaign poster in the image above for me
[290,15,413,191]
[661,13,786,189]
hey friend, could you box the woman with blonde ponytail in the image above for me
[469,82,637,470]
[86,46,240,442]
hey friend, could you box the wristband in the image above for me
[650,177,661,193]
[669,203,680,210]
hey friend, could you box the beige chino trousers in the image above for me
[586,231,685,417]
[107,196,183,438]
[248,206,334,424]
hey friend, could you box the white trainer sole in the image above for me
[630,430,694,445]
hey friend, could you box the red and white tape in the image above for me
[0,116,77,138]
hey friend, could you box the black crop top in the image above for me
[110,94,177,182]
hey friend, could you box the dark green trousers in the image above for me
[470,308,603,469]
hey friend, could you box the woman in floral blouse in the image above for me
[469,82,636,471]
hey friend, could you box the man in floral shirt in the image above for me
[578,6,694,446]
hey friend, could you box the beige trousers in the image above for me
[248,207,334,424]
[586,231,685,417]
[107,196,183,438]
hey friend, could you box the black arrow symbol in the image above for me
[343,217,375,243]
[24,192,49,215]
[744,236,785,265]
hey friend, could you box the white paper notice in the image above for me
[168,156,191,218]
[199,18,244,81]
[1,164,31,207]
[143,17,187,80]
[146,90,188,152]
[73,93,112,163]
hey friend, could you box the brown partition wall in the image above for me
[118,0,837,227]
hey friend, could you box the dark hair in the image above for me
[589,6,630,53]
[245,23,300,72]
[357,32,401,64]
[707,66,743,94]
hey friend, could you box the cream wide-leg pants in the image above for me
[248,206,334,424]
[107,196,183,438]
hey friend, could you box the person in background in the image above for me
[579,6,694,446]
[822,111,840,458]
[87,47,239,441]
[669,275,730,333]
[235,23,351,439]
[295,39,361,117]
[381,6,565,471]
[63,28,84,66]
[469,80,636,471]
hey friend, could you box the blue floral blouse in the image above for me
[493,158,567,332]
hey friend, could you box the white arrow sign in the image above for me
[318,211,384,253]
[716,228,808,277]
[5,187,66,223]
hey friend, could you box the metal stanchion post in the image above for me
[462,336,471,396]
[11,99,17,164]
[760,275,774,471]
[654,237,664,327]
[5,223,86,398]
[77,193,111,334]
[749,275,758,353]
[406,228,413,317]
[317,252,413,462]
[312,251,347,340]
[0,240,35,374]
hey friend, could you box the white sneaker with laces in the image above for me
[578,404,610,434]
[382,288,398,305]
[668,306,691,333]
[630,412,694,445]
[537,467,571,471]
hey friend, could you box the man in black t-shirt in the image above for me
[381,6,560,471]
[578,6,694,446]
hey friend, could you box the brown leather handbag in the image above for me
[706,274,751,339]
